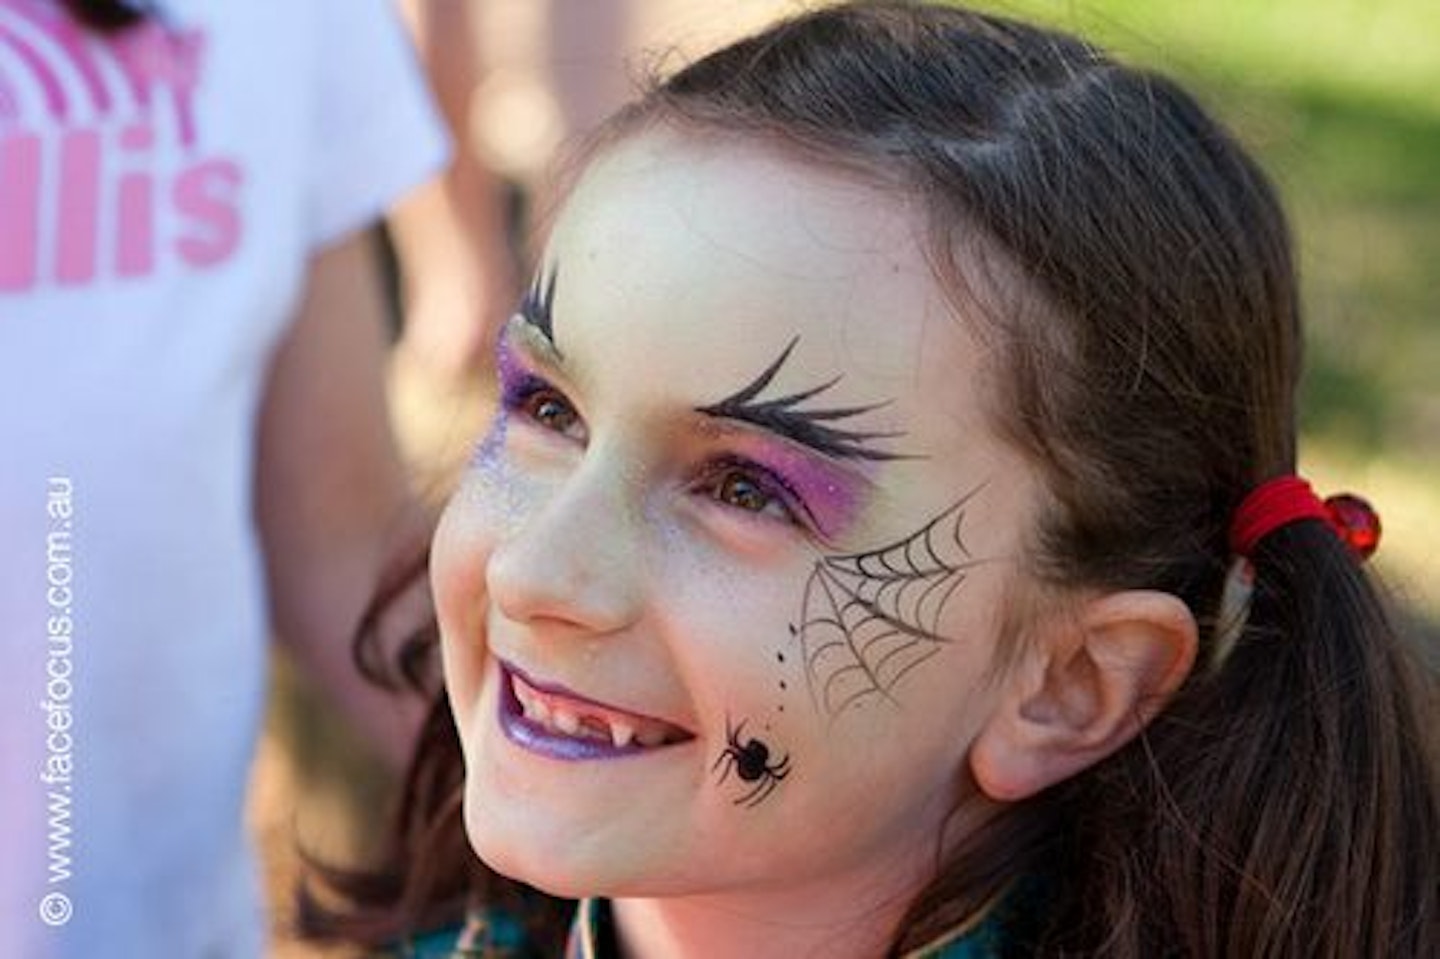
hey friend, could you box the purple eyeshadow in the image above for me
[749,442,865,540]
[495,331,525,396]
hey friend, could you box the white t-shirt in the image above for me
[0,0,446,954]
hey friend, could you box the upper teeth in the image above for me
[513,674,666,749]
[555,709,583,736]
[610,720,636,748]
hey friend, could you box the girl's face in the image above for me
[433,131,1042,908]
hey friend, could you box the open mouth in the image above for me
[497,662,694,761]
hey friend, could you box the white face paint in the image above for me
[431,130,1043,921]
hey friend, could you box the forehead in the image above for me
[546,131,967,387]
[532,130,1026,502]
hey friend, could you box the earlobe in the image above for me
[970,591,1198,801]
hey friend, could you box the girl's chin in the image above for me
[462,813,615,900]
[461,774,698,901]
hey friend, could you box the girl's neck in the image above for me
[612,896,899,959]
[604,792,1002,958]
[609,851,931,959]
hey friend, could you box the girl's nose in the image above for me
[485,463,646,636]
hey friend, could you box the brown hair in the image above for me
[306,3,1438,955]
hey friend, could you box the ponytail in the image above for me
[1042,521,1438,956]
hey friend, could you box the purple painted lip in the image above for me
[496,662,688,762]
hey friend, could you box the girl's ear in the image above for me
[969,591,1198,801]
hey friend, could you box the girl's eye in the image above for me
[524,391,579,434]
[716,470,773,513]
[699,462,803,526]
[504,377,586,440]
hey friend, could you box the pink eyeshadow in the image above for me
[752,442,866,540]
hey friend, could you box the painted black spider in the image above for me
[712,718,791,808]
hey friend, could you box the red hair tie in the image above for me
[1229,476,1381,560]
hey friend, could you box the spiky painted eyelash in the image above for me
[696,336,909,462]
[518,264,559,350]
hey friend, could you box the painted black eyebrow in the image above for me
[695,336,909,462]
[517,264,559,354]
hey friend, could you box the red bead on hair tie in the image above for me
[1323,492,1382,560]
[1229,476,1381,560]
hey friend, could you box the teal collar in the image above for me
[405,889,1020,958]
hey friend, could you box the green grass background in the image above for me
[973,0,1440,633]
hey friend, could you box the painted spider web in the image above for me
[797,493,983,718]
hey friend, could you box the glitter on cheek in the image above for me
[462,407,542,542]
[471,330,528,469]
[649,502,803,677]
[471,407,509,469]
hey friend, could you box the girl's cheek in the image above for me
[432,492,493,712]
[434,412,544,616]
[469,417,549,537]
[470,407,511,478]
[665,537,808,702]
[433,456,553,721]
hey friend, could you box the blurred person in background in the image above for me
[0,0,445,954]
